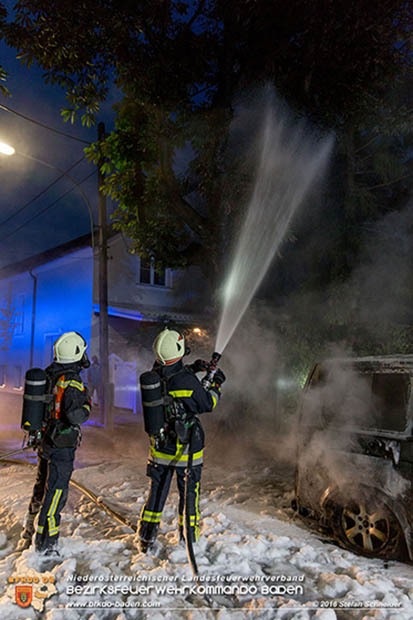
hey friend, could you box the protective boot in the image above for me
[17,512,36,551]
[138,539,152,554]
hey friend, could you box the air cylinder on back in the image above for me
[140,370,165,435]
[21,367,47,432]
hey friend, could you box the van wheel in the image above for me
[328,497,405,560]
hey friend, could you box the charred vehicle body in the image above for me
[293,355,413,561]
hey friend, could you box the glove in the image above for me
[190,359,208,373]
[212,368,226,388]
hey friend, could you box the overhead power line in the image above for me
[0,155,86,228]
[0,103,92,144]
[2,169,97,241]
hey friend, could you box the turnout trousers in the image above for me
[138,462,202,545]
[26,444,75,552]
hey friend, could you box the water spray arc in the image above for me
[215,98,333,355]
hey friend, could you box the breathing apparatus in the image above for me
[20,332,90,448]
[140,370,187,449]
[21,367,49,448]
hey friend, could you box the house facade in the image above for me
[0,232,208,423]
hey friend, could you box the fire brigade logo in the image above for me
[15,585,32,607]
[7,571,56,611]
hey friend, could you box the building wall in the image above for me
[95,234,207,313]
[0,246,93,395]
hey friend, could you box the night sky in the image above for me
[0,0,117,268]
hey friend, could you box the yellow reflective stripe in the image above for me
[56,379,70,388]
[169,390,193,398]
[195,482,200,541]
[47,489,62,517]
[68,380,85,391]
[140,508,162,523]
[36,525,44,533]
[48,515,59,535]
[150,448,203,462]
[46,488,62,536]
[211,393,217,409]
[176,437,183,460]
[84,403,91,412]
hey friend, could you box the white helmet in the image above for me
[153,328,185,365]
[54,331,87,364]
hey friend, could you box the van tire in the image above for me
[326,494,406,561]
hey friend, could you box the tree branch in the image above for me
[363,171,413,190]
[187,0,206,29]
[354,134,379,154]
[158,131,206,232]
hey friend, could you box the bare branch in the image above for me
[363,172,413,190]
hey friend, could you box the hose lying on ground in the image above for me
[0,457,137,533]
[1,456,221,608]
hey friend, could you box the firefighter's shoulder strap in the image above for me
[49,374,66,420]
[48,370,83,420]
[161,366,187,408]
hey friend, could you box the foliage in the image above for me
[0,2,10,97]
[2,0,412,277]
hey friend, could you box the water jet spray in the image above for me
[215,93,333,355]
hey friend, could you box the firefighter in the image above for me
[138,327,225,553]
[17,332,91,554]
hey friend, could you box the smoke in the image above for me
[295,353,410,505]
[349,203,413,334]
[215,88,333,354]
[211,303,282,426]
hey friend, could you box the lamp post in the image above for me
[97,122,111,431]
[0,139,111,429]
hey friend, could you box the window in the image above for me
[14,294,25,335]
[154,267,166,286]
[139,259,151,284]
[138,258,168,287]
[370,373,410,432]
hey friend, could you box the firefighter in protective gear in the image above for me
[17,332,91,554]
[138,327,226,553]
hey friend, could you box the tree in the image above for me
[0,3,11,97]
[2,0,411,283]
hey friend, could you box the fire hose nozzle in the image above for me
[201,352,222,389]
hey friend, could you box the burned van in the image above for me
[293,355,413,561]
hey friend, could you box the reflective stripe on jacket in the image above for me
[147,360,220,467]
[149,437,204,467]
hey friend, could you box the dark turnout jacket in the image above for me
[148,360,220,467]
[43,361,91,448]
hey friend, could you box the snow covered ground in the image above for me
[0,426,412,620]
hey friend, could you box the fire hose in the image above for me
[1,454,218,608]
[0,446,32,460]
[184,425,198,578]
[0,455,137,533]
[184,351,222,579]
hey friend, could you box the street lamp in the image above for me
[0,141,15,156]
[0,141,95,249]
